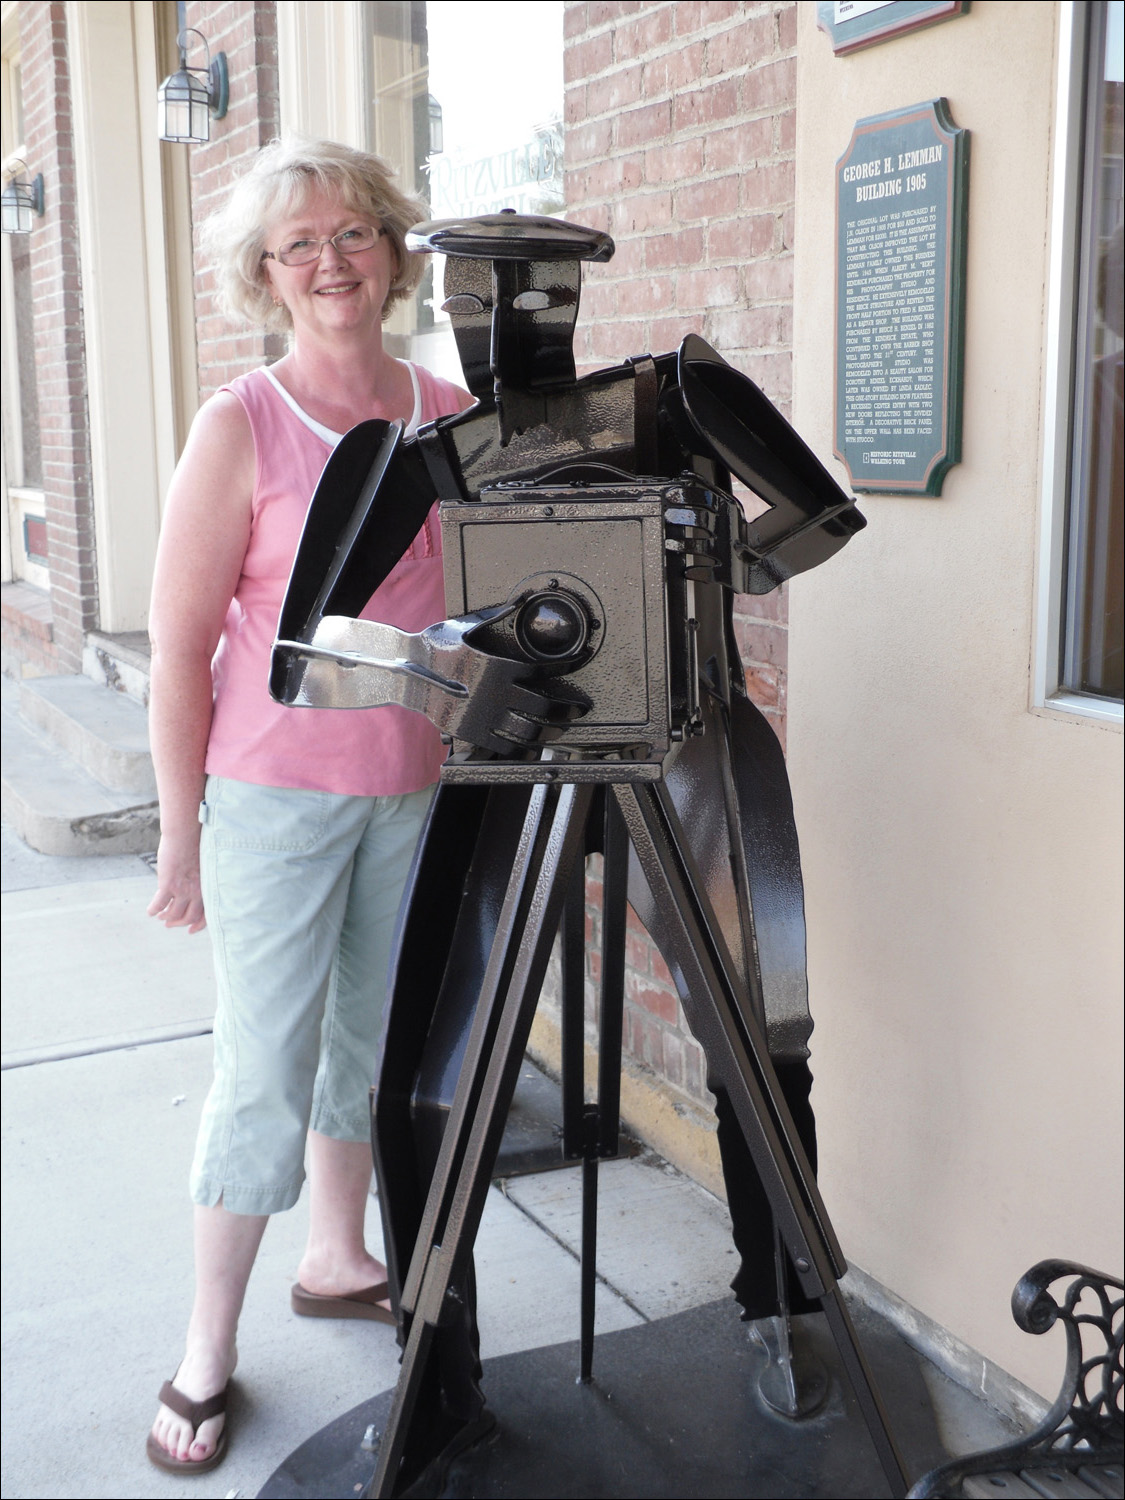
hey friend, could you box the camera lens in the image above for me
[514,591,590,662]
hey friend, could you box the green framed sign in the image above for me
[816,2,970,57]
[833,98,969,496]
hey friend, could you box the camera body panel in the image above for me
[438,476,722,782]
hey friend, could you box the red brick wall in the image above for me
[185,0,282,403]
[563,0,796,1109]
[14,0,95,674]
[0,582,57,678]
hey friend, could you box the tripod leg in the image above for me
[750,1237,829,1419]
[613,778,911,1498]
[597,792,628,1158]
[560,849,601,1381]
[369,780,594,1498]
[560,851,586,1155]
[577,788,630,1380]
[579,1108,599,1382]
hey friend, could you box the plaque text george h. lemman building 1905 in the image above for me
[834,98,969,496]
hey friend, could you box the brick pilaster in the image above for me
[563,0,797,1113]
[184,0,282,402]
[18,0,95,672]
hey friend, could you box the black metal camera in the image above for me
[271,214,862,778]
[269,215,912,1499]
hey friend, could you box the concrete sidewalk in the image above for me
[1,822,1019,1500]
[0,823,749,1500]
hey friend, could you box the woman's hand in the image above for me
[147,390,254,942]
[147,828,207,933]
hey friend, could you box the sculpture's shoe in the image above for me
[291,1280,395,1324]
[145,1377,231,1475]
[399,1407,499,1498]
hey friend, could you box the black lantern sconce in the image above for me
[1,164,45,235]
[157,28,229,144]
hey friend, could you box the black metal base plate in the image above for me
[258,1296,956,1499]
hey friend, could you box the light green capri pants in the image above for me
[190,774,434,1215]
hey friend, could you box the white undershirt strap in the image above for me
[259,364,342,447]
[260,360,423,450]
[403,360,423,437]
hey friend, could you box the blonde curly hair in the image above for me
[201,136,429,332]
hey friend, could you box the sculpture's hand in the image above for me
[274,606,585,755]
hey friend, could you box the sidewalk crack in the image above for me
[494,1176,651,1324]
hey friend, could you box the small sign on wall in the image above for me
[833,98,969,496]
[816,2,970,56]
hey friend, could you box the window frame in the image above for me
[1034,0,1124,727]
[1,10,48,592]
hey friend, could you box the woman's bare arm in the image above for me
[146,392,255,933]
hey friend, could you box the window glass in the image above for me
[1064,0,1124,700]
[368,0,563,383]
[1,38,47,589]
[8,232,42,488]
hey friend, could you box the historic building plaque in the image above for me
[816,2,970,57]
[834,98,969,495]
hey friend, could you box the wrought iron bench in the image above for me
[907,1260,1123,1499]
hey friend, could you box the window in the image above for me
[367,0,564,383]
[1064,1,1123,700]
[1,17,48,591]
[1039,2,1124,719]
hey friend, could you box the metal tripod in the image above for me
[366,769,912,1500]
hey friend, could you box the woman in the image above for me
[145,137,471,1474]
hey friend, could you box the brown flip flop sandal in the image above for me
[291,1280,395,1324]
[146,1377,231,1474]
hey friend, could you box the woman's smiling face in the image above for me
[261,188,399,339]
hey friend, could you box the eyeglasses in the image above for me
[262,225,387,268]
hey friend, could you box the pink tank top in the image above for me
[205,363,467,796]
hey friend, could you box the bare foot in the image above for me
[149,1343,237,1465]
[296,1250,391,1314]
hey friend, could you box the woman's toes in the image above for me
[190,1414,223,1461]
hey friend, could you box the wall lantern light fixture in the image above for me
[157,28,229,144]
[428,94,444,156]
[1,164,45,235]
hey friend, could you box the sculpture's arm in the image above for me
[274,607,582,756]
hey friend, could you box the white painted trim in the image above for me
[1033,2,1081,714]
[132,2,179,522]
[1030,690,1125,729]
[1032,2,1123,730]
[277,1,370,148]
[67,0,172,633]
[0,2,18,59]
[149,1,199,478]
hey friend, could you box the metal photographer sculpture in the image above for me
[271,213,910,1499]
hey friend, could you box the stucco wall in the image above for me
[790,1,1123,1397]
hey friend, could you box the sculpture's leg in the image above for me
[614,778,910,1498]
[371,781,594,1497]
[372,783,524,1485]
[629,583,820,1325]
[623,578,826,1414]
